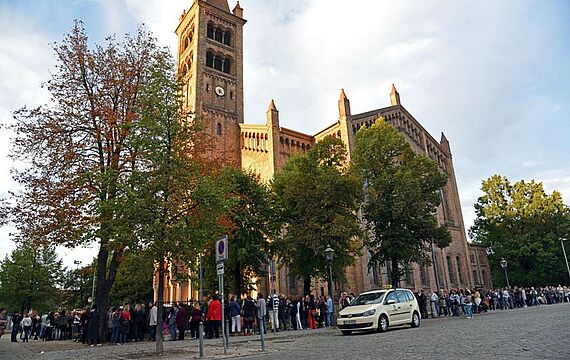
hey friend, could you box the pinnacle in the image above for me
[339,88,348,100]
[268,99,278,111]
[391,83,398,93]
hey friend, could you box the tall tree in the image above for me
[273,136,362,294]
[8,22,170,339]
[110,251,154,306]
[470,175,570,286]
[125,53,225,353]
[351,118,451,287]
[0,243,64,313]
[218,168,276,296]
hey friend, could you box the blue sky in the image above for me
[1,0,569,268]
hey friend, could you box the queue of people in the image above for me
[415,285,570,320]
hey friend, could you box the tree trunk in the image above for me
[391,257,400,288]
[303,276,311,296]
[234,261,241,296]
[156,262,165,354]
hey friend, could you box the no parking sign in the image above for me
[216,235,228,262]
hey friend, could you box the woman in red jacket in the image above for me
[206,295,222,339]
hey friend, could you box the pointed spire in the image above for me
[266,99,279,128]
[338,88,351,117]
[268,99,278,111]
[390,83,401,106]
[440,132,451,154]
[233,1,244,17]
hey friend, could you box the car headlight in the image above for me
[362,309,376,316]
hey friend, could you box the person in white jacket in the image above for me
[149,302,158,341]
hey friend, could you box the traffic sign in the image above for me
[216,235,228,262]
[217,262,224,275]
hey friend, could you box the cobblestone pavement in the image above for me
[1,304,568,359]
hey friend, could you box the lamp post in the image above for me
[324,245,335,326]
[560,238,570,281]
[500,258,510,288]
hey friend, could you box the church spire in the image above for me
[266,99,279,128]
[390,83,401,106]
[233,1,244,17]
[338,88,351,117]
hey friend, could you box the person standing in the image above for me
[206,295,222,339]
[11,311,22,342]
[86,305,101,346]
[229,296,241,335]
[167,305,178,341]
[189,302,202,339]
[0,308,7,339]
[464,290,473,319]
[148,302,157,341]
[132,304,144,342]
[430,291,439,318]
[416,290,428,319]
[21,313,32,342]
[325,295,334,327]
[255,293,267,335]
[242,296,255,336]
[278,295,288,331]
[176,303,187,341]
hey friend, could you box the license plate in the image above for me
[344,320,356,325]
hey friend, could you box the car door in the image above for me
[397,290,414,322]
[384,291,401,324]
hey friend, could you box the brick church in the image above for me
[156,0,492,303]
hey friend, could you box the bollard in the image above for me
[225,318,230,347]
[199,321,204,358]
[259,318,266,351]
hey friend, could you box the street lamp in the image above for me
[560,238,570,281]
[500,258,510,288]
[324,245,335,326]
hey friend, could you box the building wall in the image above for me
[158,0,489,303]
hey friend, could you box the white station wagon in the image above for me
[337,288,421,335]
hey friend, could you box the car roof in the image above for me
[357,288,411,296]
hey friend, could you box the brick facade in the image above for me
[156,0,490,302]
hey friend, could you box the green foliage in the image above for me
[470,175,570,286]
[219,168,276,295]
[60,261,95,310]
[351,118,451,287]
[110,251,154,305]
[273,136,362,292]
[0,243,64,313]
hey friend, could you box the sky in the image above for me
[0,0,569,270]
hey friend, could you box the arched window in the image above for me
[216,123,222,136]
[456,256,464,285]
[207,23,215,39]
[206,52,214,68]
[419,265,429,286]
[214,28,223,43]
[222,57,231,74]
[446,256,456,285]
[224,30,232,46]
[473,270,479,285]
[481,270,487,287]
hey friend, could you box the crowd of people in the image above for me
[1,285,568,345]
[414,285,570,320]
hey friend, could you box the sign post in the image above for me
[268,259,278,334]
[216,236,228,354]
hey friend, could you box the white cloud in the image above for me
[0,0,569,267]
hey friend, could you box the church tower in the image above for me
[176,0,246,166]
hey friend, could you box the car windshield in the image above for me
[349,292,386,306]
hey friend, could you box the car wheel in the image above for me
[411,311,420,328]
[377,314,389,333]
[341,330,352,336]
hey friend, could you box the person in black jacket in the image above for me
[11,312,22,342]
[86,305,100,346]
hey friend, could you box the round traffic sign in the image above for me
[218,240,225,256]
